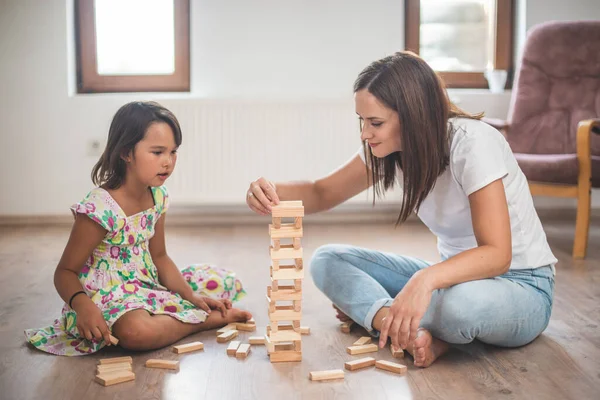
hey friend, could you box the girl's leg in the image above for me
[112,308,252,351]
[310,244,431,334]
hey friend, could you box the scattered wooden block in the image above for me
[340,321,355,333]
[309,369,345,381]
[172,341,204,354]
[95,370,135,386]
[217,330,239,343]
[246,317,256,325]
[375,360,407,375]
[217,323,238,335]
[227,341,241,356]
[145,359,179,371]
[96,362,132,374]
[236,343,251,359]
[98,356,133,365]
[236,322,256,332]
[108,334,119,346]
[300,326,310,335]
[344,357,376,371]
[346,344,379,355]
[353,336,372,346]
[249,336,265,345]
[391,345,404,359]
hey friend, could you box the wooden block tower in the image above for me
[265,201,304,363]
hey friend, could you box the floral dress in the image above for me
[24,186,246,356]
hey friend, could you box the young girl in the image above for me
[246,52,556,368]
[25,101,252,355]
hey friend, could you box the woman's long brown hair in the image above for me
[354,51,482,224]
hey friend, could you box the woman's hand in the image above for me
[190,294,231,317]
[379,270,434,350]
[246,177,279,215]
[72,296,112,345]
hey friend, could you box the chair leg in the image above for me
[573,179,591,259]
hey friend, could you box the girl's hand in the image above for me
[379,270,434,350]
[72,296,112,345]
[246,177,279,216]
[190,294,230,317]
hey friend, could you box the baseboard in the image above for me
[2,204,598,227]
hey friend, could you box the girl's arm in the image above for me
[380,178,512,349]
[54,215,113,343]
[149,214,228,315]
[247,154,372,215]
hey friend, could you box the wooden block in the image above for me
[346,344,379,355]
[96,363,132,374]
[273,239,281,250]
[309,369,345,381]
[269,350,302,363]
[217,323,238,335]
[273,342,295,351]
[353,336,372,346]
[265,334,274,353]
[273,217,281,229]
[271,264,304,280]
[145,359,179,370]
[294,217,302,229]
[269,329,301,342]
[227,341,241,356]
[272,259,280,271]
[172,341,204,354]
[95,370,135,386]
[268,285,302,301]
[294,279,302,291]
[246,317,256,325]
[293,237,301,250]
[391,345,404,359]
[270,245,303,261]
[272,202,304,218]
[108,334,119,346]
[249,336,265,345]
[344,357,376,371]
[375,360,407,375]
[269,223,303,239]
[217,330,239,343]
[295,258,303,269]
[269,307,302,321]
[236,322,256,332]
[236,343,251,359]
[300,326,310,335]
[98,356,133,365]
[340,321,355,333]
[294,340,302,352]
[293,300,301,312]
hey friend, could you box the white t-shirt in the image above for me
[358,117,557,271]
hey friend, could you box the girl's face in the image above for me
[126,122,178,187]
[355,89,402,158]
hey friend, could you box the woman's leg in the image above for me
[310,244,431,333]
[112,308,252,351]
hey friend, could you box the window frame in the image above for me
[75,0,190,93]
[405,0,514,89]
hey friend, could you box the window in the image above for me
[405,0,513,89]
[75,0,190,93]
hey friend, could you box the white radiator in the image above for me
[160,99,402,207]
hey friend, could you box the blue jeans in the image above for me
[310,244,554,347]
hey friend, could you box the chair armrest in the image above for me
[576,119,600,185]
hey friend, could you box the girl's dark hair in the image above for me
[355,51,482,224]
[92,101,182,189]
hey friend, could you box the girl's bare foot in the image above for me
[332,304,351,322]
[202,307,252,330]
[408,328,449,368]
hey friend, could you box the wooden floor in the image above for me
[0,213,599,400]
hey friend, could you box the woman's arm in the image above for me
[149,215,228,315]
[380,178,512,349]
[247,154,372,215]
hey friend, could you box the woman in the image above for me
[246,51,556,368]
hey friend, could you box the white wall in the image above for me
[0,0,598,216]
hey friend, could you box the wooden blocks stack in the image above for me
[95,356,135,386]
[266,201,304,363]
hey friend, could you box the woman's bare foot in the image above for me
[408,328,449,368]
[332,304,351,322]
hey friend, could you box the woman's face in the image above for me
[355,89,402,158]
